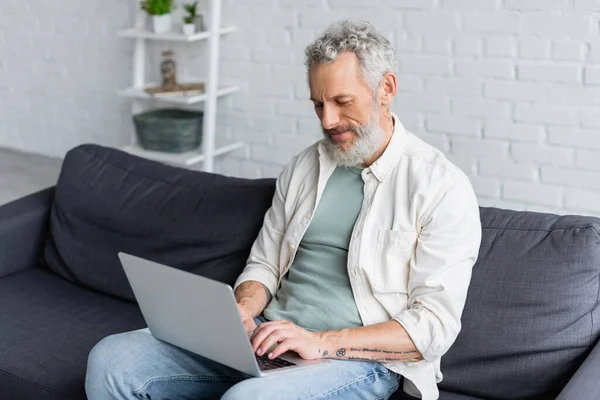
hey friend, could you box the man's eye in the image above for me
[314,104,323,109]
[337,101,350,106]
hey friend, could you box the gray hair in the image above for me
[304,20,397,96]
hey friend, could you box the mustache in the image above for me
[323,125,359,136]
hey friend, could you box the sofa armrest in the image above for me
[556,339,600,400]
[0,187,55,278]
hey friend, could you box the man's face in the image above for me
[308,52,386,166]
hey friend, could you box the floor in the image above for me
[0,147,63,206]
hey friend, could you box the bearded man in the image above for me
[85,20,482,400]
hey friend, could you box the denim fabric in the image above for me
[86,318,401,400]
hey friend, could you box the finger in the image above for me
[250,320,288,349]
[268,338,295,359]
[257,329,292,357]
[250,320,292,350]
[237,304,250,318]
[252,323,284,353]
[244,319,257,334]
[245,315,257,327]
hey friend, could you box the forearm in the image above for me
[319,320,423,362]
[234,280,273,317]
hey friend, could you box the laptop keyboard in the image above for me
[255,354,296,371]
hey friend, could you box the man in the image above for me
[86,20,481,400]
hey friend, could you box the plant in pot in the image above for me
[182,2,199,35]
[140,0,175,34]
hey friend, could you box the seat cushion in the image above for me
[390,388,484,400]
[0,267,145,400]
[42,144,276,301]
[439,208,600,400]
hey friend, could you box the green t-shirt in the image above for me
[263,166,364,331]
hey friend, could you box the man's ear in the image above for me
[379,72,397,113]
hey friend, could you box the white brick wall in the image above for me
[2,0,600,216]
[0,0,133,156]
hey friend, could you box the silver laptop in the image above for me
[118,252,329,377]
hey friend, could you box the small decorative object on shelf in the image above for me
[161,50,177,88]
[140,0,174,34]
[144,50,206,98]
[133,108,204,153]
[195,13,206,32]
[182,2,199,35]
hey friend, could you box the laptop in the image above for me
[118,252,329,377]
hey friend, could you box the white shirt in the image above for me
[234,114,482,400]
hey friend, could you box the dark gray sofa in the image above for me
[0,144,598,400]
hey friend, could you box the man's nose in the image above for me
[320,105,340,131]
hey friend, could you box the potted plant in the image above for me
[182,2,198,35]
[140,0,174,34]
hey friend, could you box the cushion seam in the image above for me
[593,272,600,346]
[481,225,600,233]
[0,368,71,399]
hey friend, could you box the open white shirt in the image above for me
[234,114,482,400]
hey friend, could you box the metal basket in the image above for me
[133,108,204,153]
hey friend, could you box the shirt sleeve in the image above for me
[233,159,295,297]
[392,174,482,361]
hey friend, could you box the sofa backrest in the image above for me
[440,207,600,399]
[42,144,276,302]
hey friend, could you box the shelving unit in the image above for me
[119,0,240,172]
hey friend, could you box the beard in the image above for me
[321,106,387,167]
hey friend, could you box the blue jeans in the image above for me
[85,318,401,399]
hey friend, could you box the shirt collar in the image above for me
[318,112,409,183]
[369,113,409,182]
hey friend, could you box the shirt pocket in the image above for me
[372,229,418,293]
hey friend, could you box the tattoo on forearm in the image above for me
[333,347,420,361]
[262,284,272,304]
[349,348,419,355]
[322,350,329,358]
[348,356,420,362]
[349,356,397,362]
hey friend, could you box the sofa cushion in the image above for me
[0,267,145,400]
[42,144,276,301]
[390,388,484,400]
[439,207,600,400]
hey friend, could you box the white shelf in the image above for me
[119,84,239,105]
[121,0,233,173]
[123,141,244,167]
[119,25,236,42]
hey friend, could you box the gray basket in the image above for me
[133,108,204,153]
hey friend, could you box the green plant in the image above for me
[140,0,174,16]
[183,2,198,24]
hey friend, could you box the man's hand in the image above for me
[234,280,272,332]
[250,320,324,360]
[237,302,257,334]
